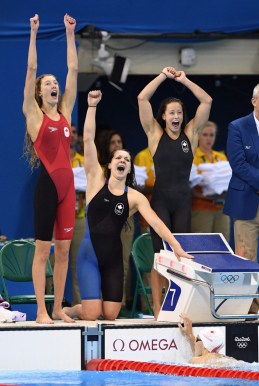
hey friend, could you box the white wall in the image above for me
[78,38,259,75]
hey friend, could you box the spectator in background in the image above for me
[76,134,84,156]
[97,129,124,167]
[0,233,7,242]
[70,123,86,305]
[96,129,134,312]
[224,83,259,317]
[191,121,230,242]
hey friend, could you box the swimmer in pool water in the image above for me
[178,313,237,366]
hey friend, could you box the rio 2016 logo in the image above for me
[235,336,250,349]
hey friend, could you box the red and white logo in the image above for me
[64,127,70,138]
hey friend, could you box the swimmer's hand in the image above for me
[173,243,194,261]
[178,313,196,351]
[30,14,39,31]
[64,14,76,30]
[178,313,193,335]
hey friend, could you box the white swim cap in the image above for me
[198,327,224,353]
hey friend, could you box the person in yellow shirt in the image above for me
[70,123,86,305]
[134,147,155,233]
[191,121,230,241]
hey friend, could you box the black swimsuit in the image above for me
[77,182,129,302]
[150,131,193,252]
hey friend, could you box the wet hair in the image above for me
[104,149,136,188]
[23,74,62,170]
[97,130,125,167]
[156,97,187,131]
[23,130,40,170]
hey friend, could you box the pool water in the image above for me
[0,370,258,386]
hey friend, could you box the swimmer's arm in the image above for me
[131,191,193,260]
[23,14,43,139]
[23,14,41,120]
[137,69,170,137]
[61,14,78,119]
[178,313,196,352]
[83,91,103,177]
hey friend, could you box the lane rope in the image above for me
[86,359,259,380]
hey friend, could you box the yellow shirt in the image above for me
[192,147,227,211]
[71,152,85,219]
[71,152,84,169]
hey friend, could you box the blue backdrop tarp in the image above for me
[1,0,259,238]
[0,40,71,238]
[1,0,259,40]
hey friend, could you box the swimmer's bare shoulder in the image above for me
[190,353,236,365]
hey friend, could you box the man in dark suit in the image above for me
[224,83,259,316]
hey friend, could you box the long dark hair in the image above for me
[104,149,136,188]
[23,74,62,170]
[96,130,125,167]
[156,97,187,131]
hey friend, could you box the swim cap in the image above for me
[198,327,224,353]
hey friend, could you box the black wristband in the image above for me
[88,105,97,107]
[161,71,168,78]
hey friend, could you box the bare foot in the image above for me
[52,310,75,323]
[63,304,82,319]
[62,306,78,319]
[36,313,54,324]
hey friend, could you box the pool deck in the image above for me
[0,316,258,371]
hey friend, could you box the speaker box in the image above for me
[109,55,131,84]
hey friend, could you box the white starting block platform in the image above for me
[154,233,259,323]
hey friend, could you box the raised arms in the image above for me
[137,69,175,155]
[137,71,170,137]
[60,14,78,122]
[137,66,212,154]
[22,14,79,140]
[22,14,42,141]
[83,91,104,194]
[174,70,212,145]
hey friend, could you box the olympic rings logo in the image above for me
[235,337,250,349]
[236,342,248,349]
[221,274,239,283]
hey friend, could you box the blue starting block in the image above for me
[154,233,259,322]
